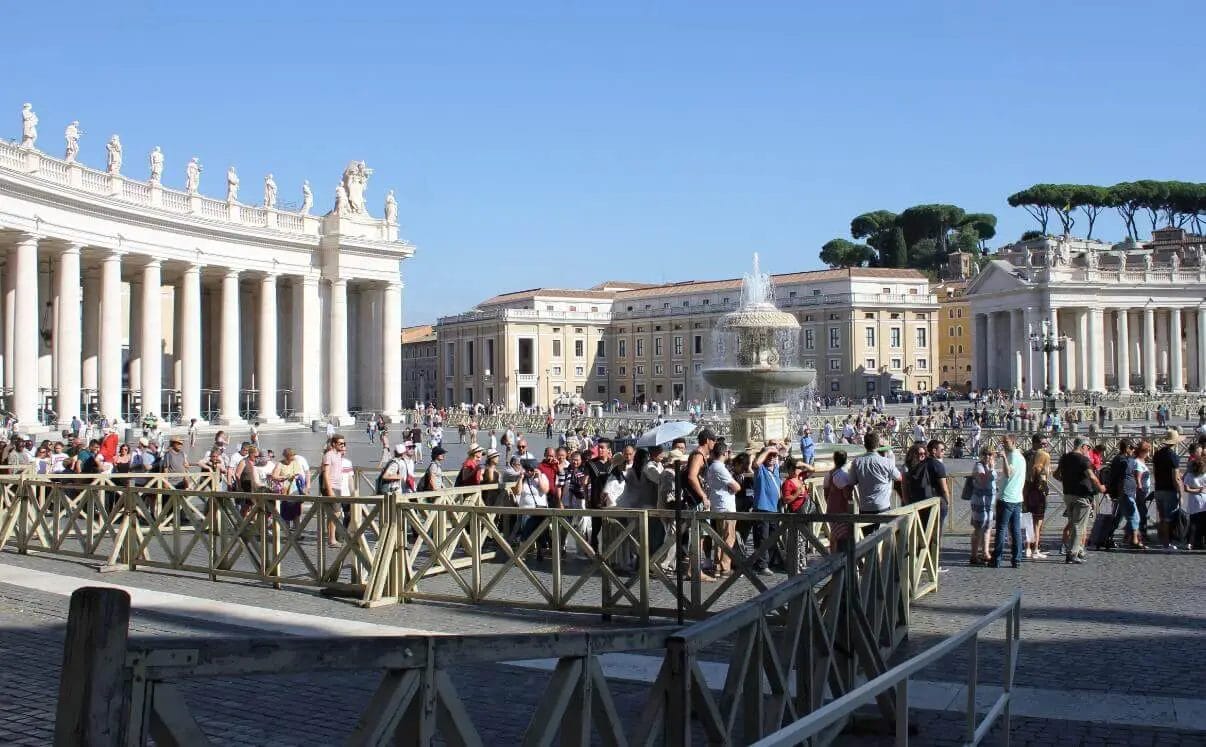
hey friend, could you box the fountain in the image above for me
[703,253,816,451]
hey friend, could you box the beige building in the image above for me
[933,280,973,392]
[401,325,437,406]
[435,269,938,409]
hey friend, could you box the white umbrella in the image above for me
[635,420,697,447]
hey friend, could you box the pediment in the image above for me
[966,260,1028,295]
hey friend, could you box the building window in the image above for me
[619,385,627,394]
[618,339,627,358]
[890,328,901,348]
[596,365,607,376]
[636,365,645,375]
[655,384,664,394]
[804,329,815,350]
[619,366,626,376]
[575,366,585,376]
[597,385,606,394]
[917,358,928,370]
[803,358,815,369]
[575,327,583,333]
[915,313,925,320]
[916,328,928,347]
[829,359,841,371]
[636,339,645,357]
[596,339,606,357]
[674,363,684,375]
[445,343,455,370]
[891,358,902,370]
[958,344,964,354]
[465,341,475,375]
[655,364,664,375]
[552,366,562,376]
[828,328,840,349]
[693,335,703,355]
[882,287,891,294]
[693,362,703,375]
[949,345,955,354]
[830,381,840,391]
[654,338,663,356]
[865,358,876,370]
[574,339,584,357]
[866,380,877,393]
[865,327,875,347]
[552,339,562,358]
[673,336,683,356]
[486,339,495,373]
[864,313,875,320]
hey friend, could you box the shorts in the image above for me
[1023,484,1047,518]
[1154,490,1180,522]
[1119,495,1141,531]
[970,499,993,528]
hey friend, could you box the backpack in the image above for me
[1104,455,1127,499]
[375,458,402,495]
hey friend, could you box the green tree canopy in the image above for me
[819,239,875,268]
[897,204,966,256]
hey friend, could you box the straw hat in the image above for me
[1161,427,1184,446]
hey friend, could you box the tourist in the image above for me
[798,426,815,465]
[234,445,263,493]
[1054,437,1104,564]
[849,432,900,515]
[1152,428,1184,549]
[824,450,854,554]
[969,447,996,566]
[187,418,198,450]
[202,449,225,490]
[481,448,503,504]
[1182,457,1206,549]
[1023,434,1051,559]
[902,442,929,505]
[421,446,447,491]
[321,436,350,547]
[926,439,951,527]
[510,458,551,560]
[991,435,1025,568]
[455,444,484,487]
[584,438,615,550]
[747,446,781,575]
[705,442,739,577]
[537,447,561,506]
[1121,440,1152,549]
[272,448,305,531]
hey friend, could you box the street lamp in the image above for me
[1029,319,1067,412]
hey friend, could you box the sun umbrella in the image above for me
[635,420,698,448]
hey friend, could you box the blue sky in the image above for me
[4,1,1205,323]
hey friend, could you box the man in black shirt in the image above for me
[1054,437,1104,564]
[1151,428,1183,548]
[584,438,614,550]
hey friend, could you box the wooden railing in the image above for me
[52,503,942,746]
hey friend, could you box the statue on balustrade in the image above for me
[263,173,277,208]
[1021,247,1033,268]
[1114,248,1128,269]
[1084,247,1098,271]
[300,180,313,215]
[185,157,202,194]
[1170,251,1180,273]
[384,189,397,224]
[341,160,373,215]
[333,182,349,215]
[106,135,123,175]
[1143,252,1153,272]
[63,121,81,162]
[1197,244,1206,267]
[149,146,163,183]
[225,166,239,202]
[19,103,37,149]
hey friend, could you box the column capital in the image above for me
[182,262,202,275]
[260,272,278,283]
[300,273,319,287]
[142,257,162,269]
[223,267,240,280]
[330,276,348,288]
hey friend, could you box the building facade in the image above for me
[933,280,972,392]
[966,230,1206,394]
[435,268,939,409]
[401,325,437,407]
[0,107,413,429]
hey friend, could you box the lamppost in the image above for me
[1029,320,1067,413]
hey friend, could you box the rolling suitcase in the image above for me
[1088,496,1117,550]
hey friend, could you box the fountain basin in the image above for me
[702,367,816,396]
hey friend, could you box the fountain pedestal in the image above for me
[729,402,791,452]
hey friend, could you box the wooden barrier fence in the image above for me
[53,509,938,746]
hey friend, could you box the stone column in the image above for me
[81,273,99,396]
[292,275,321,421]
[1115,309,1131,393]
[972,313,987,390]
[179,264,203,424]
[1170,307,1185,393]
[1087,308,1105,393]
[328,277,350,422]
[56,244,82,421]
[1010,309,1024,393]
[1076,309,1090,391]
[1198,307,1206,393]
[1142,306,1157,393]
[382,281,403,419]
[218,269,243,424]
[139,260,162,419]
[11,235,40,427]
[128,279,141,394]
[985,313,998,389]
[98,251,123,422]
[1024,307,1040,396]
[1047,307,1060,393]
[257,273,279,422]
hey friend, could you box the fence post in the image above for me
[53,587,132,747]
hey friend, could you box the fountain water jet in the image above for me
[703,253,816,450]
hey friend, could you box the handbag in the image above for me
[602,474,625,508]
[960,475,975,501]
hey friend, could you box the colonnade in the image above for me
[0,232,403,428]
[973,305,1206,394]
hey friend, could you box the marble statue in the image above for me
[185,157,202,194]
[334,182,349,215]
[225,166,239,202]
[1022,247,1033,268]
[1115,248,1127,269]
[19,103,37,148]
[1045,245,1057,267]
[300,180,313,215]
[1143,252,1153,272]
[1197,244,1206,267]
[263,173,277,209]
[149,146,164,183]
[106,135,123,175]
[63,121,81,162]
[1171,251,1180,273]
[384,189,397,224]
[1084,247,1098,270]
[341,160,373,214]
